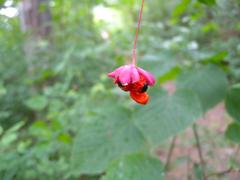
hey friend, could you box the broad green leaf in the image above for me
[140,52,178,78]
[225,84,240,122]
[159,66,181,84]
[102,153,165,180]
[177,65,227,112]
[135,89,202,145]
[24,95,48,111]
[173,0,191,18]
[71,103,146,175]
[225,122,240,144]
[201,51,228,64]
[198,0,216,6]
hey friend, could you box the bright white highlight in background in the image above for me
[0,0,18,18]
[92,5,123,30]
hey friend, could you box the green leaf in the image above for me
[0,0,5,7]
[159,66,181,84]
[0,122,24,147]
[201,22,220,33]
[225,122,240,144]
[201,51,228,64]
[29,121,52,139]
[71,103,146,175]
[0,82,6,97]
[135,89,202,145]
[177,65,227,112]
[7,121,25,133]
[102,153,165,180]
[173,0,191,18]
[198,0,216,6]
[24,95,48,111]
[225,84,240,122]
[193,163,204,180]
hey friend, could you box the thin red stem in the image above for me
[132,0,145,65]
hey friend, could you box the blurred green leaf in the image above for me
[58,133,72,144]
[177,65,227,112]
[24,95,48,111]
[102,153,165,180]
[0,0,5,6]
[201,51,228,65]
[6,121,24,133]
[173,0,191,18]
[225,122,240,144]
[0,133,17,146]
[225,84,240,122]
[55,47,75,73]
[229,158,240,169]
[71,102,146,175]
[29,121,51,139]
[201,22,219,33]
[198,0,216,6]
[135,89,202,145]
[0,122,24,147]
[159,66,181,84]
[0,82,6,97]
[193,163,204,180]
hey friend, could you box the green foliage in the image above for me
[226,84,240,122]
[102,153,165,180]
[193,163,204,180]
[0,0,239,179]
[177,65,228,112]
[0,83,6,97]
[198,0,216,6]
[159,66,181,84]
[135,89,202,145]
[0,122,24,147]
[200,51,228,65]
[24,95,48,111]
[172,0,191,19]
[225,122,240,144]
[71,97,146,175]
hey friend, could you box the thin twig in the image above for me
[207,145,240,178]
[187,149,192,180]
[193,124,207,180]
[207,167,233,177]
[165,136,177,171]
[207,168,240,177]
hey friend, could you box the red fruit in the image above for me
[130,91,149,105]
[117,74,150,105]
[118,82,131,91]
[130,75,147,93]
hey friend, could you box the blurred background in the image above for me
[0,0,240,179]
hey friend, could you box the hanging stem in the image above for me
[132,0,145,65]
[193,124,207,180]
[165,136,177,171]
